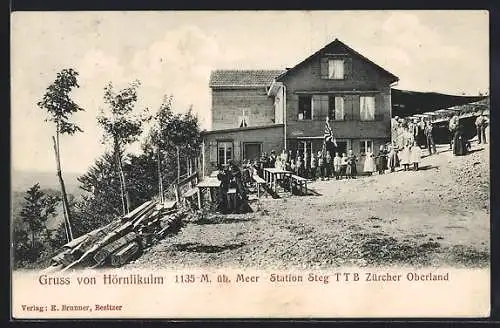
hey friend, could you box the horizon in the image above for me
[11,10,489,173]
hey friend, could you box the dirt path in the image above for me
[126,143,490,269]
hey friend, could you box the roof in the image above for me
[201,124,284,136]
[391,89,488,117]
[276,38,399,83]
[209,70,285,89]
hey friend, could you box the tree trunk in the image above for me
[52,135,73,242]
[114,138,127,215]
[176,146,180,181]
[157,145,164,202]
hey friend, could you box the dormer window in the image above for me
[328,59,344,79]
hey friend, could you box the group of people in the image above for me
[362,141,423,175]
[392,116,437,156]
[245,149,360,181]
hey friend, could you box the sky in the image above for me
[11,10,489,174]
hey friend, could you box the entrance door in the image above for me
[334,141,348,156]
[243,143,262,162]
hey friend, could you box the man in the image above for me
[475,112,488,144]
[424,121,437,155]
[448,115,460,150]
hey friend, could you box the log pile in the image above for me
[43,200,186,272]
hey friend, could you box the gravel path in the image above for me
[126,143,490,269]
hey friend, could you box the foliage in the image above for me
[14,183,61,267]
[98,80,145,146]
[76,153,124,235]
[37,68,85,135]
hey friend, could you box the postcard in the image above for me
[10,10,490,319]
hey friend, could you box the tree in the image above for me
[97,80,145,215]
[147,96,202,193]
[37,68,84,242]
[76,152,124,236]
[17,183,60,264]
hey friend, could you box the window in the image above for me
[328,96,344,120]
[360,96,375,121]
[237,109,249,128]
[328,59,344,79]
[359,140,373,155]
[312,95,329,120]
[217,141,233,166]
[298,96,312,120]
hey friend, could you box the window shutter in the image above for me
[312,95,320,119]
[344,57,353,80]
[320,58,329,79]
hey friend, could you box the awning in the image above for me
[392,89,487,117]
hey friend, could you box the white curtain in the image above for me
[329,59,344,79]
[360,96,375,120]
[328,59,344,79]
[335,97,344,120]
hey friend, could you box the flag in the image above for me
[324,117,337,147]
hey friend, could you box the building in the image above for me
[201,38,399,175]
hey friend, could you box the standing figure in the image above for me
[410,141,422,171]
[475,112,488,144]
[340,153,348,179]
[310,152,317,181]
[346,150,358,179]
[388,143,399,173]
[453,123,469,156]
[296,156,304,177]
[448,115,460,150]
[375,145,388,175]
[363,150,376,176]
[399,143,411,171]
[333,152,342,180]
[424,121,437,155]
[325,151,332,180]
[317,151,325,181]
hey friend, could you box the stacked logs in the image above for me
[43,200,186,273]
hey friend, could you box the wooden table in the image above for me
[263,168,293,194]
[196,178,221,209]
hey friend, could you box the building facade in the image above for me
[201,39,399,175]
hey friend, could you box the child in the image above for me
[375,145,388,175]
[296,156,304,177]
[340,153,348,179]
[346,150,358,179]
[325,151,332,180]
[363,149,376,176]
[388,143,399,173]
[317,151,324,181]
[333,152,342,180]
[399,143,411,171]
[410,141,422,171]
[310,153,317,181]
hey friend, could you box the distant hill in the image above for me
[11,170,83,196]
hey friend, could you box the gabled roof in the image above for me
[275,38,398,83]
[209,69,285,89]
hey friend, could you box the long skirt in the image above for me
[453,132,468,156]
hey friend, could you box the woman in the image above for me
[453,123,468,156]
[346,150,358,179]
[400,143,411,171]
[363,150,376,176]
[375,145,388,175]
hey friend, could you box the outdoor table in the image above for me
[263,168,293,194]
[196,177,221,209]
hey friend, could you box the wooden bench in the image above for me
[290,174,308,195]
[252,175,266,198]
